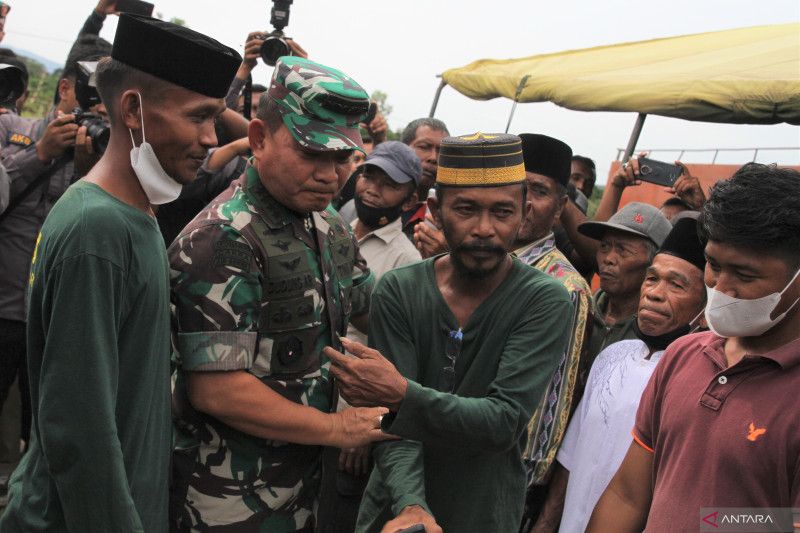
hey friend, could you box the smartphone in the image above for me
[115,0,155,17]
[396,526,425,533]
[636,157,682,187]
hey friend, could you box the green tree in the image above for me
[369,90,403,141]
[16,55,60,119]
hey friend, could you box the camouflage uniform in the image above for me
[169,57,374,532]
[169,165,373,531]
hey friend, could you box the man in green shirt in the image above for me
[0,15,240,532]
[326,133,573,533]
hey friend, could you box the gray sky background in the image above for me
[6,0,799,183]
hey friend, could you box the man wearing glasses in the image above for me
[327,133,572,533]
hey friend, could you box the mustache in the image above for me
[454,241,505,255]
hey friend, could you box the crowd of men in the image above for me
[0,3,798,533]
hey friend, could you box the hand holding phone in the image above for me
[636,157,683,187]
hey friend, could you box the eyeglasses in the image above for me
[439,328,463,393]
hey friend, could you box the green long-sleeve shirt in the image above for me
[356,257,572,533]
[0,181,172,533]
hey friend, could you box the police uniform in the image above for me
[0,109,74,435]
[169,57,375,532]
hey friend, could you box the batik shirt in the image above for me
[516,233,593,485]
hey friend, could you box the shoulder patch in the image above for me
[8,132,33,147]
[212,239,252,271]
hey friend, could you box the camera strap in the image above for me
[0,153,70,225]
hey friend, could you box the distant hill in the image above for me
[5,47,62,73]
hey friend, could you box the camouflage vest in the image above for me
[182,166,355,380]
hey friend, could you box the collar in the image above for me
[243,164,294,229]
[351,216,404,245]
[514,233,556,264]
[702,332,800,371]
[403,203,427,228]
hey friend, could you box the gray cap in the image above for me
[362,141,422,185]
[578,202,672,247]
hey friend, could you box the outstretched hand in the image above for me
[325,338,407,411]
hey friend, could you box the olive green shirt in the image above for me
[586,289,638,364]
[356,257,572,532]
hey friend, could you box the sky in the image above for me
[5,0,799,184]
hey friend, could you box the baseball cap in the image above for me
[362,141,422,185]
[578,202,671,247]
[267,56,370,153]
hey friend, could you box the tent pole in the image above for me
[505,75,530,133]
[428,78,447,118]
[622,113,647,163]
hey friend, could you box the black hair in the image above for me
[661,196,693,210]
[699,162,800,266]
[95,57,168,124]
[401,117,449,145]
[255,93,283,133]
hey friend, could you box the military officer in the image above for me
[169,57,391,532]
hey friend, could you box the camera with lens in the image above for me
[72,61,110,154]
[0,62,26,108]
[260,0,293,66]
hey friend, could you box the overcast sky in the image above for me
[6,0,799,183]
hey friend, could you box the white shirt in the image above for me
[346,217,420,346]
[557,339,663,533]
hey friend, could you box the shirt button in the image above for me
[718,375,728,385]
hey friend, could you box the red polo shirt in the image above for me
[633,331,800,532]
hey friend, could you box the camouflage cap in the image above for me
[267,56,370,153]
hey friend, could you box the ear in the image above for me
[248,119,269,160]
[57,78,72,101]
[553,194,568,220]
[120,90,142,131]
[402,190,419,212]
[427,194,443,230]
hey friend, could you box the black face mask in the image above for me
[632,318,690,352]
[354,195,405,229]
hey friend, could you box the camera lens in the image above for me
[260,35,290,66]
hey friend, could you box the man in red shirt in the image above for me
[588,163,800,532]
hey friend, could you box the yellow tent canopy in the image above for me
[440,23,800,125]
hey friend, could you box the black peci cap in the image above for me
[111,14,241,98]
[518,133,573,187]
[657,216,706,273]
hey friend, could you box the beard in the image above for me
[442,221,508,279]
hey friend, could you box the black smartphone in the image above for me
[396,526,425,533]
[636,157,682,187]
[115,0,155,17]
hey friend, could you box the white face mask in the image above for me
[705,267,800,338]
[129,92,183,205]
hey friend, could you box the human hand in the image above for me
[381,505,442,533]
[338,442,371,476]
[286,38,308,59]
[95,0,118,16]
[328,405,394,449]
[413,214,449,258]
[665,161,705,209]
[365,110,388,143]
[36,113,78,163]
[242,31,265,70]
[611,153,647,189]
[325,337,408,411]
[73,125,101,178]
